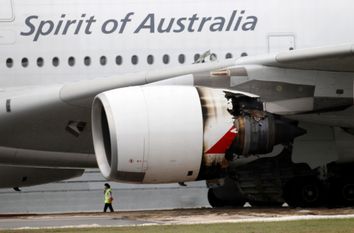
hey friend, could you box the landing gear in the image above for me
[210,177,354,208]
[208,144,354,209]
[208,188,225,208]
[341,181,354,206]
[298,180,323,207]
[284,178,324,207]
[207,188,246,208]
[329,179,354,207]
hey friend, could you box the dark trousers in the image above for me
[104,203,114,212]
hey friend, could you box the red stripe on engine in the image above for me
[205,127,237,154]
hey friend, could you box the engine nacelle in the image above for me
[92,86,205,183]
[92,86,305,184]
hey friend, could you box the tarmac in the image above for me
[0,169,209,213]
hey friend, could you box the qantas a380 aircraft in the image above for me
[0,0,354,208]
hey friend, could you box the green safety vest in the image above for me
[104,188,113,204]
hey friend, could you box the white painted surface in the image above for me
[94,86,204,183]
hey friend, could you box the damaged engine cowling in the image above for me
[91,86,305,184]
[224,92,306,159]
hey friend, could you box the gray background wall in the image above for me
[0,169,210,214]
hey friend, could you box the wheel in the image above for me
[207,188,245,208]
[283,178,324,208]
[207,188,225,208]
[299,181,322,207]
[341,181,354,206]
[330,179,354,207]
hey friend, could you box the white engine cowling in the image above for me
[92,86,234,183]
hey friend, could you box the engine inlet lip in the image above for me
[92,95,118,179]
[101,108,112,167]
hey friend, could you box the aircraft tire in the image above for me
[207,188,226,208]
[340,180,354,206]
[207,188,245,208]
[328,179,343,207]
[327,178,354,207]
[284,177,324,208]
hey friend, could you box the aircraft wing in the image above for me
[60,59,235,106]
[57,43,354,107]
[208,43,354,128]
[236,43,354,72]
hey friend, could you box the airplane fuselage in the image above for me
[0,0,353,87]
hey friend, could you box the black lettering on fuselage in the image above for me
[74,14,86,34]
[20,11,258,41]
[34,20,54,41]
[20,15,38,37]
[157,18,175,33]
[135,13,155,33]
[54,14,66,35]
[173,18,186,33]
[198,17,212,32]
[187,14,199,32]
[210,17,225,32]
[20,14,97,41]
[85,16,97,34]
[102,19,119,34]
[242,16,258,31]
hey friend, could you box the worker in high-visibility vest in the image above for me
[103,183,114,212]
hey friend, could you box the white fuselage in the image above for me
[0,0,353,88]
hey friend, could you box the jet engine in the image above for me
[91,86,305,184]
